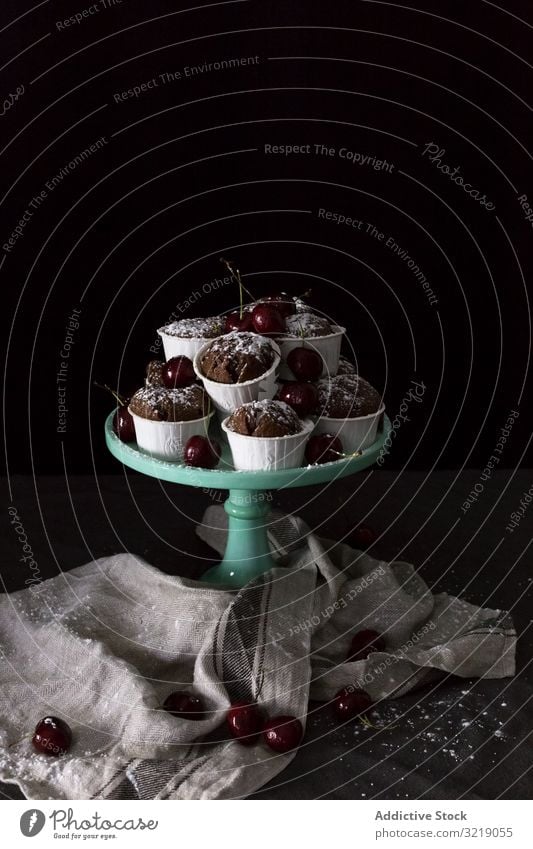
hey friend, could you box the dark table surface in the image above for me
[1,470,531,799]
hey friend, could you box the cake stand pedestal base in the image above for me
[202,489,274,588]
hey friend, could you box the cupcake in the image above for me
[157,316,224,361]
[199,331,275,383]
[278,312,345,380]
[194,332,281,416]
[222,400,314,470]
[228,398,302,437]
[128,384,212,460]
[315,375,384,453]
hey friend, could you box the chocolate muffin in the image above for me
[226,400,302,437]
[145,360,165,387]
[129,384,209,422]
[284,312,333,337]
[317,374,381,418]
[336,356,357,376]
[200,331,276,384]
[159,316,223,339]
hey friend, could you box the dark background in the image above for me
[1,1,532,803]
[2,0,532,474]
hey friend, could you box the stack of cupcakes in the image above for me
[118,277,384,470]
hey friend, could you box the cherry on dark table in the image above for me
[163,691,206,720]
[263,715,303,753]
[32,716,72,756]
[347,629,386,662]
[226,702,263,746]
[333,687,373,721]
[349,524,377,549]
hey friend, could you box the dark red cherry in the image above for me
[347,629,386,662]
[251,304,286,336]
[95,382,135,442]
[304,433,343,464]
[261,292,296,317]
[32,716,72,756]
[162,356,196,389]
[333,687,372,721]
[225,311,254,333]
[184,435,221,469]
[263,715,303,753]
[276,382,318,417]
[163,691,205,720]
[226,702,263,746]
[113,404,136,442]
[350,524,377,549]
[286,347,323,381]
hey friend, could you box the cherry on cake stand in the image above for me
[105,412,391,589]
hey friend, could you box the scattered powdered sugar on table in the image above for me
[306,683,514,797]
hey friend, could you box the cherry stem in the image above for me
[220,257,254,319]
[358,714,398,731]
[8,735,29,748]
[93,381,125,406]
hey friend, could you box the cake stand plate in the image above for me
[105,412,391,589]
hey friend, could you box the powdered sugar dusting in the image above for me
[285,312,334,337]
[317,374,382,418]
[227,399,303,436]
[159,317,223,338]
[305,684,514,796]
[130,385,202,407]
[244,399,302,428]
[205,331,275,359]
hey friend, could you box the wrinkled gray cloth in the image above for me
[0,508,515,800]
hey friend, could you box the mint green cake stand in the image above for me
[105,412,390,589]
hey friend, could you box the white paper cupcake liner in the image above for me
[129,410,214,461]
[221,417,315,471]
[277,326,345,380]
[157,331,213,362]
[314,404,385,454]
[193,338,281,418]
